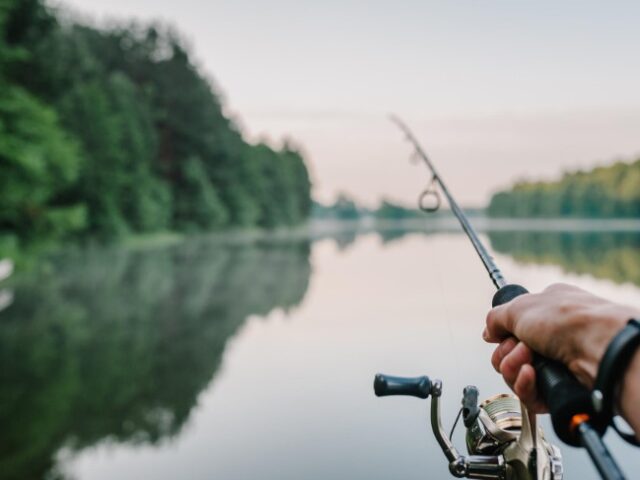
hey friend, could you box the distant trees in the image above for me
[0,0,312,247]
[312,194,364,220]
[312,196,424,221]
[375,199,423,220]
[488,160,640,218]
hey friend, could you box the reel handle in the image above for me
[374,373,432,399]
[492,284,604,446]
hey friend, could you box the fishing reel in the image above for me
[373,374,563,480]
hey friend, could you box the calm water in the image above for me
[2,227,640,479]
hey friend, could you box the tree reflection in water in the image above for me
[0,238,311,480]
[369,226,640,287]
[488,231,640,286]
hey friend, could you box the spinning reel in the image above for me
[374,373,563,480]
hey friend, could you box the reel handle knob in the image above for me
[492,284,603,446]
[374,373,431,399]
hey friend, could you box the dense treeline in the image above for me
[488,159,640,218]
[0,0,311,249]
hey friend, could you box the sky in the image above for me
[56,0,640,207]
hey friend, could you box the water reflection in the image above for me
[362,225,640,287]
[0,238,311,480]
[3,228,640,480]
[488,231,640,286]
[317,222,640,287]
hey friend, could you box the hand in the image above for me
[483,283,637,412]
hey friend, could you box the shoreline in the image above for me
[7,217,640,273]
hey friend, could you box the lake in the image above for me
[2,223,640,479]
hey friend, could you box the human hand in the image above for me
[483,283,638,412]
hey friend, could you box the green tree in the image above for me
[0,1,84,241]
[173,156,228,230]
[488,159,640,218]
[0,86,84,239]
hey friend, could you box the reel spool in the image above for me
[467,394,522,455]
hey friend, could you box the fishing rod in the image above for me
[372,116,626,480]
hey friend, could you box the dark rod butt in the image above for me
[578,422,626,480]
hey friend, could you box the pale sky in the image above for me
[55,0,640,207]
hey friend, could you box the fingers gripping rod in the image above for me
[390,116,626,480]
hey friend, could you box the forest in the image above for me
[0,0,312,255]
[488,159,640,218]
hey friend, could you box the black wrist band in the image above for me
[592,318,640,445]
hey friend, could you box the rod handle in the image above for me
[491,284,604,446]
[491,284,529,306]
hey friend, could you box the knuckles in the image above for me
[543,282,572,293]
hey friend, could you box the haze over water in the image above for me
[3,225,640,480]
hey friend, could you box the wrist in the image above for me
[619,346,640,436]
[591,318,640,442]
[573,305,637,386]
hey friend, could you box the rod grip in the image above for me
[491,284,603,446]
[491,284,529,307]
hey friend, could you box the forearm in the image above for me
[620,349,640,438]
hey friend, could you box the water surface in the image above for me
[1,228,640,479]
